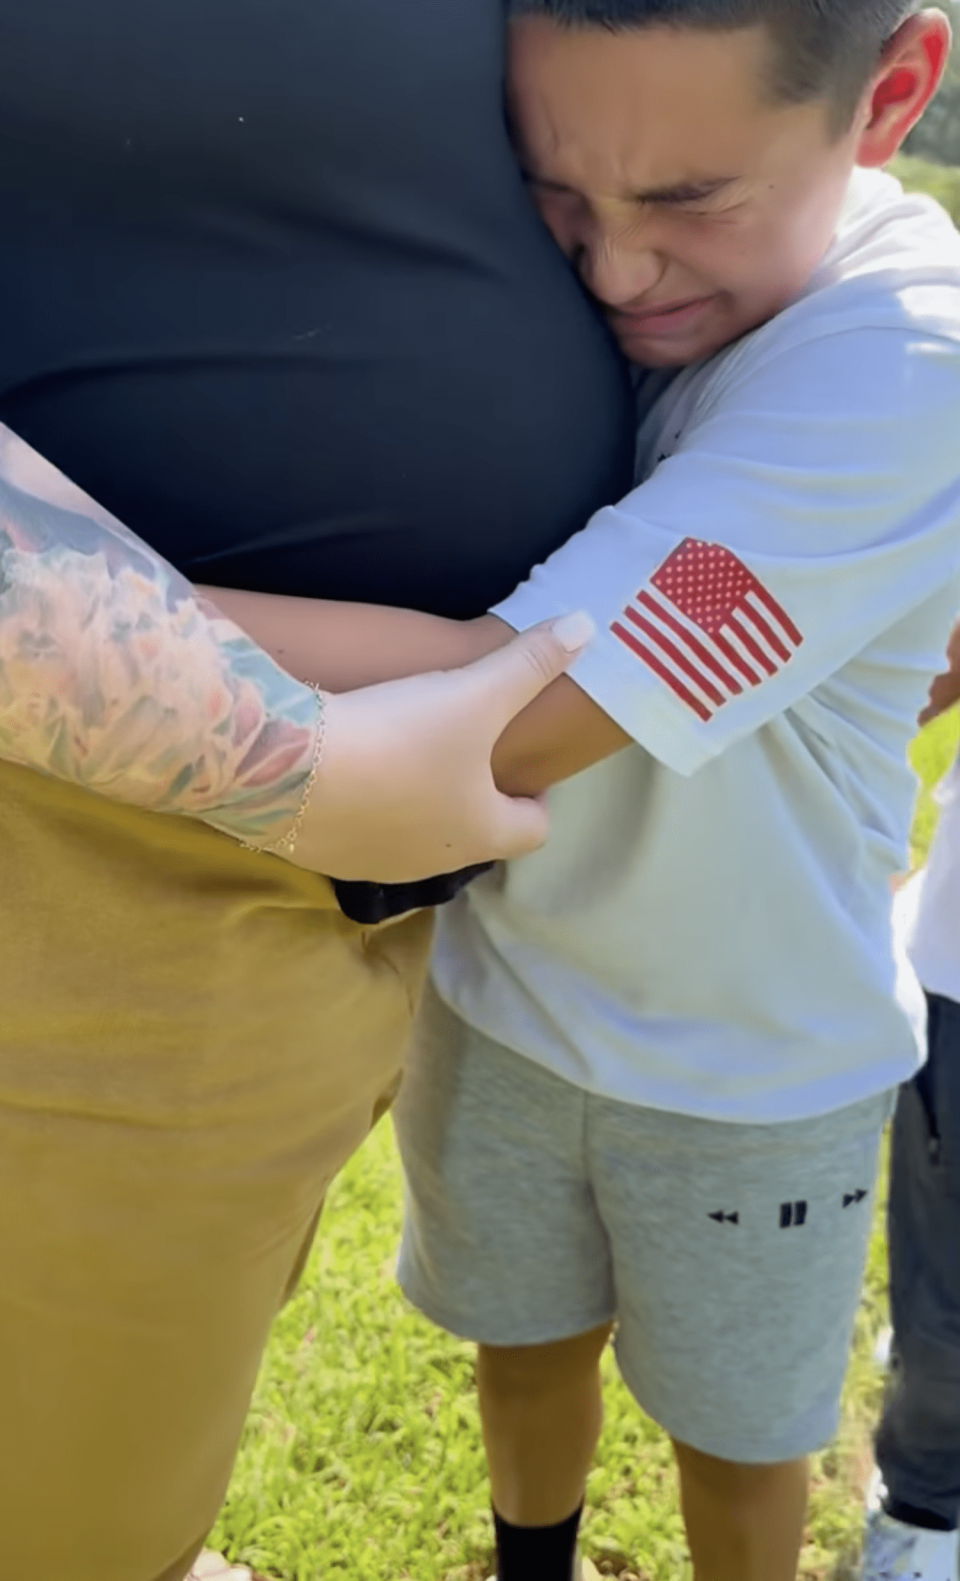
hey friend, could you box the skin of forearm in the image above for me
[0,426,321,842]
[490,664,631,796]
[205,585,631,797]
[196,585,508,691]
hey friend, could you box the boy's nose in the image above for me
[575,236,664,309]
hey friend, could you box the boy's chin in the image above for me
[613,314,758,369]
[615,333,714,370]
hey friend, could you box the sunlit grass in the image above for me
[890,152,960,228]
[910,706,960,866]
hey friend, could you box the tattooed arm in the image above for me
[0,424,320,844]
[0,425,591,877]
[204,584,630,796]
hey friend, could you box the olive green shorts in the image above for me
[0,760,432,1581]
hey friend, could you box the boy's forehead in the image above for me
[507,16,810,188]
[507,13,776,102]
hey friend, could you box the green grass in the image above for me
[910,706,960,866]
[211,710,960,1581]
[889,152,960,227]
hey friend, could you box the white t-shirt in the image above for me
[432,169,960,1125]
[904,747,960,1004]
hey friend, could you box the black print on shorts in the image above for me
[779,1200,808,1228]
[709,1210,740,1225]
[843,1189,869,1208]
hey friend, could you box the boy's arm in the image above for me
[207,312,960,804]
[489,650,631,793]
[209,327,960,802]
[196,585,507,689]
[203,586,631,795]
[477,327,960,781]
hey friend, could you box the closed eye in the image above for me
[522,170,743,212]
[632,179,740,209]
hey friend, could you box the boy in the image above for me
[385,5,960,1580]
[211,4,960,1577]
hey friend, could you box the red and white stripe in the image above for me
[612,556,803,723]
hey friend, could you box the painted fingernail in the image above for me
[551,610,596,652]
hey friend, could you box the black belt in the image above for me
[332,863,493,923]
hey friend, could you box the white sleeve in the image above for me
[492,326,960,776]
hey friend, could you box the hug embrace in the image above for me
[0,3,959,1581]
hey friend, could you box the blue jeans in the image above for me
[876,991,960,1529]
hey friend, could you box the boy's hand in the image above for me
[283,614,595,882]
[918,618,960,726]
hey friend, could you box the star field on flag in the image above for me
[611,538,804,722]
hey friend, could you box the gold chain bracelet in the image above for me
[239,683,327,858]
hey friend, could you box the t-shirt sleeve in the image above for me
[492,325,960,776]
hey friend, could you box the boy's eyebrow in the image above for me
[521,169,740,205]
[629,177,739,205]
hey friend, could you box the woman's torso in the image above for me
[0,0,633,614]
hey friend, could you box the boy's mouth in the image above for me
[610,294,717,339]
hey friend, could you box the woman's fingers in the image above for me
[462,612,595,731]
[483,789,552,861]
[285,613,594,880]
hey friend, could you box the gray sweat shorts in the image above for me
[394,983,893,1465]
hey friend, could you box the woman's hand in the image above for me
[279,614,594,881]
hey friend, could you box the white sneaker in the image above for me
[874,1325,894,1369]
[485,1553,601,1580]
[188,1553,255,1581]
[861,1504,960,1580]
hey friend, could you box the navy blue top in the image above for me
[0,0,633,617]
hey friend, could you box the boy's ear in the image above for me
[855,9,952,169]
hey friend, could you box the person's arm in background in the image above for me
[918,615,960,726]
[0,424,590,879]
[202,585,630,796]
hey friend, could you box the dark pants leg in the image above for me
[876,991,960,1529]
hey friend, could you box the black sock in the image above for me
[883,1495,957,1534]
[493,1503,583,1581]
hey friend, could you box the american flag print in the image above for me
[611,538,804,723]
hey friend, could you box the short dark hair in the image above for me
[507,0,919,127]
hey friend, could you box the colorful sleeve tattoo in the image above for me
[0,425,319,842]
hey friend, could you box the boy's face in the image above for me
[507,18,867,367]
